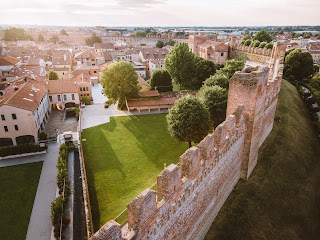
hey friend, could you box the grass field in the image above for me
[82,114,188,230]
[0,162,43,240]
[205,80,320,240]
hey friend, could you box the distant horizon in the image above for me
[0,0,319,27]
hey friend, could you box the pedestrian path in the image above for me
[26,143,60,240]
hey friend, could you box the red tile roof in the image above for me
[46,80,78,94]
[0,56,20,66]
[0,80,47,111]
[138,90,160,97]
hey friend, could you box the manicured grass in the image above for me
[205,80,320,240]
[82,114,188,230]
[0,162,43,240]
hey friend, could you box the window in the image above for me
[86,87,89,91]
[94,71,97,73]
[14,125,18,131]
[1,114,5,121]
[49,96,52,102]
[57,95,61,101]
[221,53,224,56]
[80,87,83,91]
[4,126,8,132]
[12,114,17,120]
[63,95,67,101]
[72,94,75,100]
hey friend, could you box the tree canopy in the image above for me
[38,34,45,42]
[192,57,216,89]
[253,30,272,43]
[165,43,196,88]
[166,95,211,147]
[60,29,68,36]
[3,27,31,41]
[50,35,59,44]
[156,40,164,48]
[204,73,229,89]
[283,49,314,81]
[198,85,228,127]
[48,70,59,80]
[310,75,320,90]
[149,70,172,92]
[217,59,244,78]
[100,61,140,109]
[85,33,102,46]
[134,31,146,37]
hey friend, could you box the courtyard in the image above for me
[0,162,43,240]
[82,113,188,230]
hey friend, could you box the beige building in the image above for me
[0,80,50,146]
[188,34,218,55]
[198,41,228,64]
[46,80,80,110]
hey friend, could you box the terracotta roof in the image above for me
[0,56,20,66]
[46,80,78,94]
[127,97,176,107]
[0,80,47,111]
[138,76,150,87]
[73,72,91,84]
[94,43,114,49]
[139,48,169,60]
[138,90,160,97]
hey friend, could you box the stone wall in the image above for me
[91,41,286,240]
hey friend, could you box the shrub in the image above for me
[81,96,91,105]
[258,41,267,48]
[38,132,47,141]
[252,40,261,47]
[265,42,273,49]
[0,144,46,157]
[244,39,252,46]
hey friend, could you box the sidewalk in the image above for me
[26,143,60,240]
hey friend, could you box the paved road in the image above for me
[26,143,60,240]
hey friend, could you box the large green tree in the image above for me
[253,30,272,43]
[166,95,211,148]
[85,33,102,46]
[218,59,244,78]
[156,40,164,48]
[198,85,228,127]
[60,29,68,36]
[165,43,196,88]
[48,70,59,80]
[3,27,30,41]
[149,70,172,92]
[50,35,59,44]
[283,49,314,81]
[100,61,140,109]
[193,57,216,89]
[204,73,229,89]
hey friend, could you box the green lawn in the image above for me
[0,162,43,240]
[82,114,188,230]
[205,80,320,240]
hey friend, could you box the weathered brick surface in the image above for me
[91,42,286,240]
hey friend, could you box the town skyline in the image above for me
[0,0,319,27]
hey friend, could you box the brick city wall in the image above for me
[91,41,286,240]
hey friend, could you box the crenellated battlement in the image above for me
[91,41,287,240]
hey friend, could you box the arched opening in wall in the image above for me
[16,135,35,145]
[0,138,14,147]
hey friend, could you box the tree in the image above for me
[310,75,320,90]
[193,57,216,89]
[204,73,229,89]
[60,29,68,36]
[314,64,319,74]
[167,95,210,148]
[100,61,140,109]
[134,31,146,37]
[218,59,244,78]
[165,40,176,46]
[156,40,164,48]
[48,70,59,80]
[50,35,59,44]
[264,42,273,49]
[149,70,172,92]
[244,39,252,46]
[283,49,314,81]
[81,96,91,105]
[165,43,196,87]
[198,85,228,127]
[253,30,272,43]
[38,34,45,42]
[3,27,30,41]
[85,33,102,46]
[258,41,267,48]
[252,40,261,47]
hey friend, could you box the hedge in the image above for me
[0,144,47,157]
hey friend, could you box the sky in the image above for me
[0,0,319,27]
